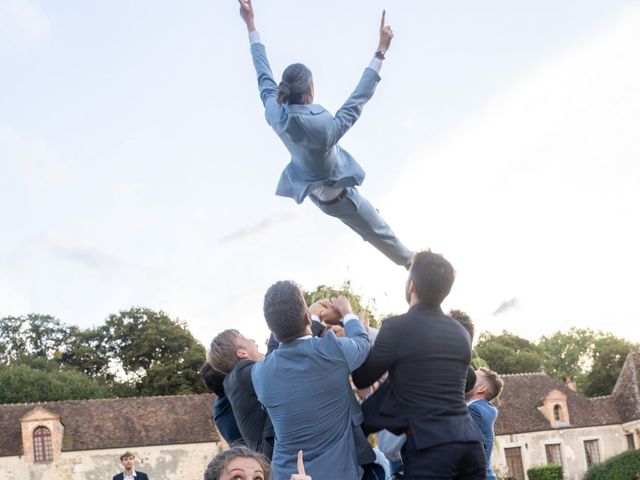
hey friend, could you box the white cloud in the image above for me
[0,0,50,45]
[316,6,640,342]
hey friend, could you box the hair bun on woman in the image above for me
[277,81,291,105]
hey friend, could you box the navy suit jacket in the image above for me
[250,41,381,204]
[252,319,371,480]
[352,304,483,450]
[112,472,148,480]
[213,394,243,445]
[224,360,274,458]
[468,399,499,480]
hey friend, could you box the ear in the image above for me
[305,311,312,326]
[236,348,249,360]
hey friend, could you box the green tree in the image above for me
[538,327,596,392]
[102,307,207,395]
[57,326,111,378]
[0,363,113,404]
[475,331,544,374]
[0,314,69,363]
[538,328,595,382]
[537,329,636,396]
[584,334,634,396]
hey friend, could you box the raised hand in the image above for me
[378,9,394,53]
[308,299,341,325]
[290,450,312,480]
[238,0,256,32]
[331,296,353,318]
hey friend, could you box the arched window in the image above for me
[553,404,562,422]
[33,426,53,462]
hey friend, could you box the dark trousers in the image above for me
[402,436,486,480]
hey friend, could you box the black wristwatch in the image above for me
[374,50,386,60]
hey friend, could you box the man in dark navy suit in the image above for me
[200,362,243,445]
[208,329,274,458]
[112,451,149,480]
[353,251,485,479]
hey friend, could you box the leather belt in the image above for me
[311,188,347,206]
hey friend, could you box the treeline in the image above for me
[0,307,206,404]
[1,283,637,404]
[475,328,637,396]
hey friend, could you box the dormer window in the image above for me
[20,407,63,463]
[537,389,571,426]
[553,404,562,422]
[33,426,53,462]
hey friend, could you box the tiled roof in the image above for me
[612,351,640,423]
[495,372,623,435]
[0,394,218,457]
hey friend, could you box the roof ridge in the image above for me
[501,372,546,377]
[613,352,640,399]
[0,392,211,408]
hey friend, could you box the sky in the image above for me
[1,0,639,350]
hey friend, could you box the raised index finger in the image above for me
[297,450,306,475]
[381,10,386,28]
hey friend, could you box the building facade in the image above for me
[0,394,221,480]
[492,352,640,480]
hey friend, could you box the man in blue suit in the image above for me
[251,281,372,480]
[466,368,504,480]
[238,0,413,267]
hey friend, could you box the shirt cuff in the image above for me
[249,30,262,45]
[367,57,383,73]
[342,313,359,325]
[310,314,320,323]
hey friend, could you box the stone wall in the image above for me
[0,441,222,480]
[494,423,636,480]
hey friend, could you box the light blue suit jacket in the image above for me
[250,42,381,204]
[468,399,498,480]
[251,320,371,480]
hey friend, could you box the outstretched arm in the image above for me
[238,0,256,32]
[326,10,395,147]
[239,0,281,126]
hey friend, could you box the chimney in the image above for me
[563,375,577,392]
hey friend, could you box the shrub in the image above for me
[584,449,640,480]
[527,464,563,480]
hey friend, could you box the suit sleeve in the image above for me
[266,333,279,356]
[325,68,381,148]
[336,317,371,371]
[249,42,283,128]
[467,403,488,446]
[352,318,397,388]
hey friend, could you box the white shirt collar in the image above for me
[280,335,312,345]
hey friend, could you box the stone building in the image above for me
[0,394,221,480]
[3,353,640,480]
[492,351,640,480]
